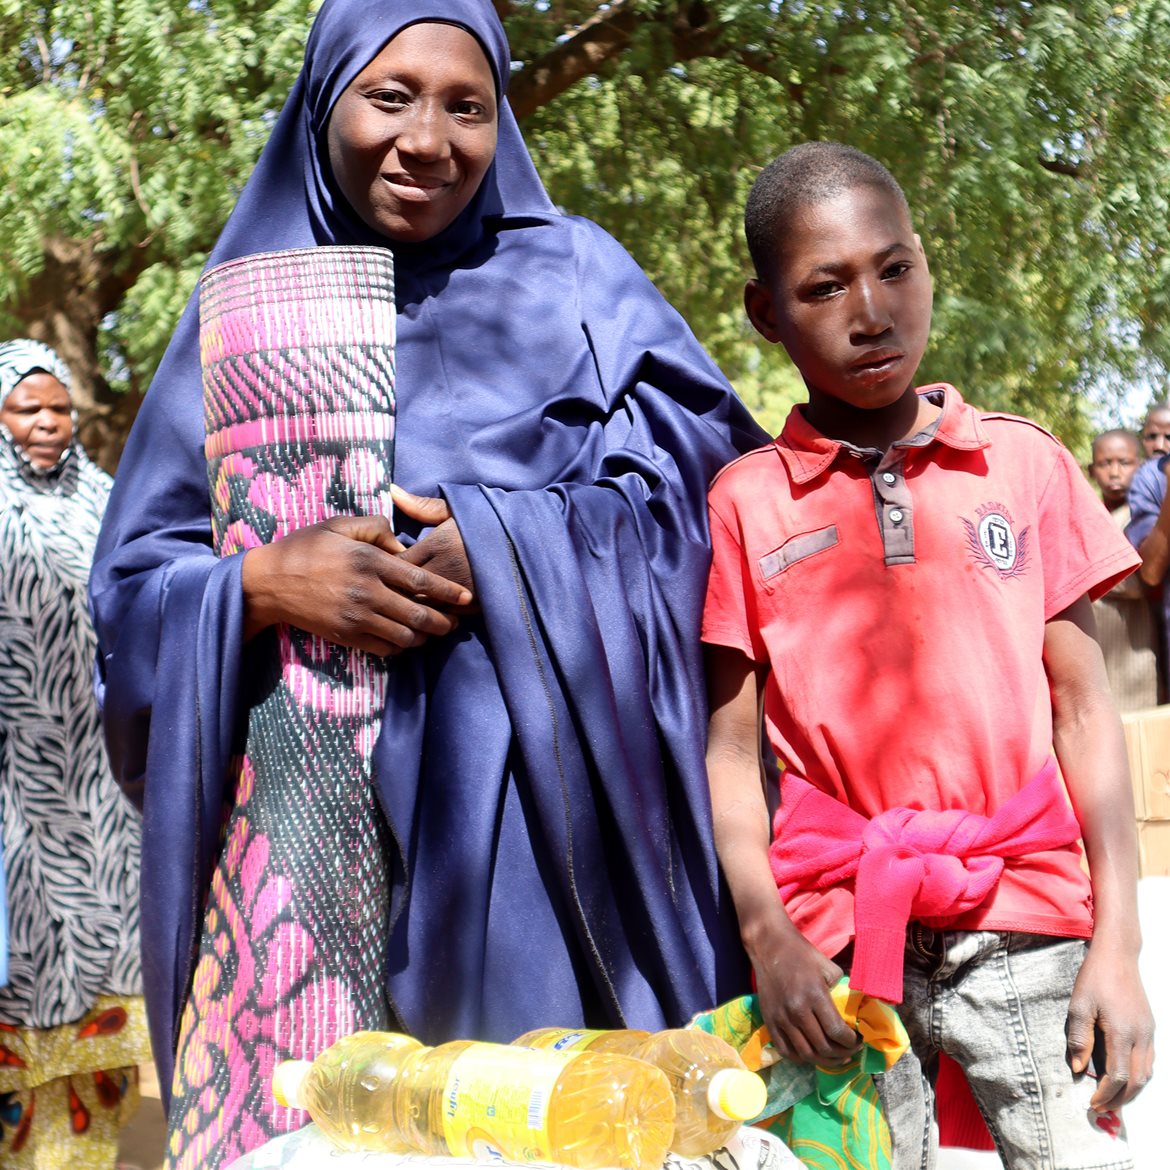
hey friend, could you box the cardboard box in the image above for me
[1121,705,1170,877]
[1121,705,1170,822]
[1138,820,1170,878]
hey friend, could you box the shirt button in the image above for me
[890,509,904,523]
[882,472,896,485]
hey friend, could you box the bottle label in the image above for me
[442,1045,571,1162]
[527,1029,602,1052]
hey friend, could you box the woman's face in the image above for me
[1,372,73,468]
[327,22,498,244]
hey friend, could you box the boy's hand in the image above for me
[705,642,862,1069]
[1066,944,1154,1112]
[753,925,862,1066]
[1045,595,1154,1113]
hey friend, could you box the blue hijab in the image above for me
[92,0,761,1102]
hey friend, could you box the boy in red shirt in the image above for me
[703,142,1153,1169]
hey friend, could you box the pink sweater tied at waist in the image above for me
[768,759,1082,1003]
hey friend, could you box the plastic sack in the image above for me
[224,1119,804,1170]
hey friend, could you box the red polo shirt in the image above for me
[702,385,1140,956]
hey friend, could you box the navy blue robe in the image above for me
[89,0,762,1103]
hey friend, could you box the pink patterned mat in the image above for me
[167,246,397,1170]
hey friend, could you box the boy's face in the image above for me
[744,185,932,413]
[1089,434,1140,509]
[1141,407,1170,457]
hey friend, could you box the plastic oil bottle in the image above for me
[633,1029,766,1156]
[275,1033,676,1168]
[392,1038,675,1169]
[515,1026,767,1157]
[271,1030,423,1152]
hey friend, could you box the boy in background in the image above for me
[1139,402,1170,460]
[1128,428,1170,703]
[703,142,1153,1169]
[1087,429,1158,710]
[1091,429,1143,514]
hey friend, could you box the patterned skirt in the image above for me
[0,994,151,1169]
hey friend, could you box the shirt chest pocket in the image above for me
[758,524,840,582]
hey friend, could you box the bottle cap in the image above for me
[708,1068,767,1121]
[272,1060,312,1109]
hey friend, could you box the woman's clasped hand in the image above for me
[240,489,474,654]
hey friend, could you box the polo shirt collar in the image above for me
[773,383,991,485]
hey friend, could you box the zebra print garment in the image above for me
[0,426,143,1029]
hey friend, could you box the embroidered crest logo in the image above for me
[962,503,1030,579]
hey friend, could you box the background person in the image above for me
[88,1,762,1166]
[1088,429,1159,711]
[0,339,149,1169]
[1128,429,1170,703]
[1139,402,1170,460]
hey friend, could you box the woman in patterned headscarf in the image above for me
[0,340,151,1168]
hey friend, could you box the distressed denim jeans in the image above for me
[864,929,1133,1170]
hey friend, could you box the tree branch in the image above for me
[34,30,52,83]
[1038,156,1083,178]
[507,0,648,121]
[504,2,1000,125]
[506,2,844,118]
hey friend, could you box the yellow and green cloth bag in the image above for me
[689,981,908,1170]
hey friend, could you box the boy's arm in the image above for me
[1045,595,1154,1112]
[704,643,860,1065]
[1128,457,1170,587]
[1137,465,1170,586]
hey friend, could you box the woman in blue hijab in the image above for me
[90,0,761,1164]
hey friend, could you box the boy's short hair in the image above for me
[744,142,911,283]
[1092,428,1141,455]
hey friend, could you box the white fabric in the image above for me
[0,338,71,403]
[226,1124,804,1170]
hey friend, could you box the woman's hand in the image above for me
[241,514,472,655]
[391,484,476,599]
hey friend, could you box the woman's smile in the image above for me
[381,171,451,197]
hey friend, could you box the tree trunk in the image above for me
[10,234,148,473]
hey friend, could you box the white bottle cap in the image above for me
[272,1060,312,1109]
[707,1067,768,1121]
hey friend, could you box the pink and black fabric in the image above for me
[156,247,397,1164]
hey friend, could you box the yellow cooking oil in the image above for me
[392,1038,675,1168]
[271,1030,422,1152]
[633,1029,767,1157]
[514,1024,767,1157]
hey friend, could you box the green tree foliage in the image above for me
[3,1,1170,460]
[0,0,316,458]
[510,1,1170,444]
